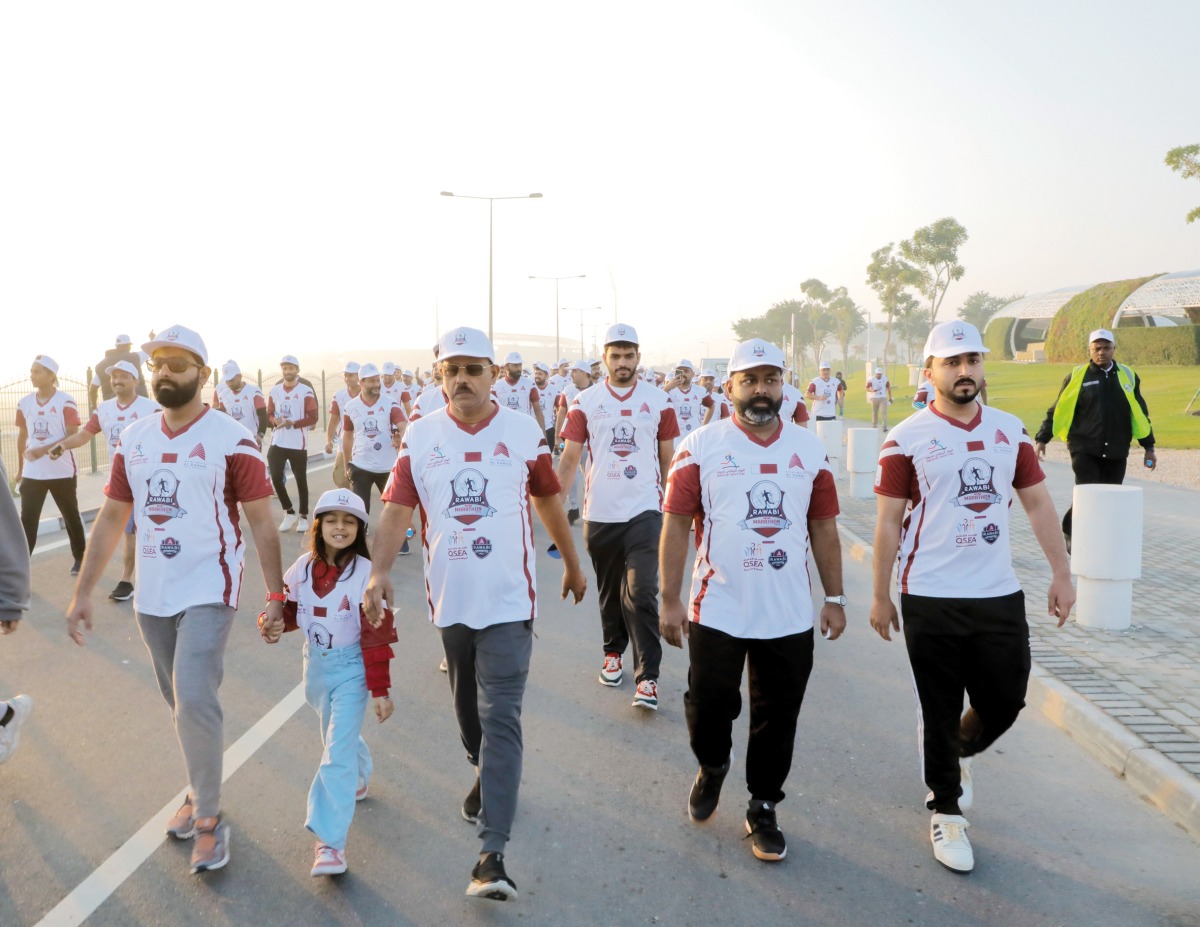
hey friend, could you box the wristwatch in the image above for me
[824,595,847,607]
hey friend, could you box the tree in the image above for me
[829,294,866,369]
[865,243,922,369]
[893,294,930,362]
[1164,144,1200,223]
[956,291,1023,331]
[798,278,840,368]
[899,217,969,326]
[732,300,803,347]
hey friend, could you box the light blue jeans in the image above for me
[303,642,372,850]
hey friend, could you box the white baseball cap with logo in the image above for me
[358,362,381,379]
[143,325,208,365]
[532,361,550,373]
[570,359,592,374]
[381,361,397,375]
[33,354,60,375]
[439,326,495,363]
[1088,328,1115,344]
[819,360,831,370]
[557,357,569,367]
[504,351,522,365]
[221,360,241,382]
[280,354,300,367]
[700,368,717,378]
[728,339,786,373]
[603,322,639,346]
[313,487,369,522]
[115,333,132,346]
[105,360,141,379]
[343,361,361,374]
[922,321,989,359]
[675,358,696,373]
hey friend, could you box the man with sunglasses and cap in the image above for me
[66,324,284,875]
[364,326,586,902]
[268,355,319,533]
[213,361,268,444]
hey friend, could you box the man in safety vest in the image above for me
[1033,328,1155,549]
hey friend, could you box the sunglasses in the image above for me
[147,358,202,374]
[442,363,489,377]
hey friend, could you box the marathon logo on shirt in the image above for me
[743,542,765,572]
[160,536,182,558]
[624,465,637,479]
[309,622,334,649]
[739,481,792,537]
[129,443,149,466]
[926,438,954,462]
[472,537,492,558]
[954,516,977,547]
[717,453,745,477]
[144,470,188,524]
[32,420,51,441]
[768,549,788,570]
[952,457,1003,512]
[448,530,468,561]
[982,523,1000,544]
[444,468,496,524]
[427,445,451,468]
[363,416,381,439]
[610,422,639,458]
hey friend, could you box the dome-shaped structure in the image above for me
[1112,269,1200,328]
[985,284,1093,357]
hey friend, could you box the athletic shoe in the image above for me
[462,776,481,823]
[744,801,787,861]
[439,656,448,673]
[959,758,974,811]
[399,540,411,556]
[108,580,135,602]
[70,558,82,576]
[295,516,308,534]
[466,852,517,901]
[0,695,33,765]
[567,508,579,526]
[311,842,348,876]
[688,758,730,823]
[599,652,623,687]
[190,816,231,873]
[632,678,658,711]
[279,513,299,532]
[930,813,973,872]
[166,795,196,839]
[356,778,368,802]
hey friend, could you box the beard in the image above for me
[733,394,783,425]
[153,375,201,409]
[946,380,980,405]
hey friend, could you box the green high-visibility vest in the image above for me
[1051,362,1152,443]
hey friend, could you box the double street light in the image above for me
[529,274,586,362]
[440,190,543,342]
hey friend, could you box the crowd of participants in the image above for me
[1,318,1095,902]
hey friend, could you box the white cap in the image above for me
[504,351,522,365]
[557,357,569,366]
[922,320,989,359]
[143,325,208,364]
[675,358,696,373]
[402,369,413,377]
[280,354,299,367]
[105,359,141,379]
[221,360,241,382]
[313,488,369,522]
[32,354,60,375]
[819,360,831,370]
[604,322,639,346]
[533,361,550,372]
[381,361,397,375]
[1089,328,1115,344]
[874,366,884,374]
[343,361,360,374]
[728,339,786,374]
[570,359,592,374]
[358,362,380,379]
[700,368,717,378]
[439,326,495,363]
[114,333,132,346]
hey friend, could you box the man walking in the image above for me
[492,352,546,433]
[660,338,845,862]
[533,362,561,447]
[90,333,148,408]
[267,355,319,532]
[66,324,284,874]
[341,362,406,513]
[214,361,268,443]
[326,361,361,489]
[806,361,843,423]
[663,359,706,447]
[870,320,1074,874]
[1033,328,1155,549]
[866,366,892,430]
[0,456,33,766]
[557,323,679,710]
[364,326,585,901]
[554,359,593,525]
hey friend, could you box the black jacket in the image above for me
[1035,361,1154,458]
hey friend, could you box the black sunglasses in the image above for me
[147,358,202,374]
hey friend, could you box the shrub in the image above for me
[1114,326,1200,365]
[983,317,1015,359]
[1045,275,1164,362]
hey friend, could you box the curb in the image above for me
[836,522,1200,841]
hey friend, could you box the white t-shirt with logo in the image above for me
[779,384,810,426]
[666,385,706,444]
[382,404,560,630]
[410,387,447,421]
[381,382,413,414]
[329,387,361,442]
[664,417,839,639]
[85,395,161,453]
[561,379,680,523]
[493,375,541,419]
[866,374,890,400]
[105,408,273,615]
[807,376,839,418]
[17,389,81,480]
[536,379,562,428]
[268,382,318,450]
[214,383,265,432]
[874,402,1043,598]
[702,391,731,424]
[343,395,406,473]
[284,554,369,652]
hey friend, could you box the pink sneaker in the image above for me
[312,842,348,876]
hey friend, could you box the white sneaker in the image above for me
[279,513,299,532]
[295,516,308,534]
[930,813,974,873]
[0,695,33,764]
[959,757,973,811]
[439,656,448,673]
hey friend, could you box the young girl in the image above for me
[260,488,396,877]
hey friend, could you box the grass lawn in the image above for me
[872,362,1200,449]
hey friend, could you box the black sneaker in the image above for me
[462,776,481,823]
[744,801,787,861]
[108,581,134,602]
[688,760,730,823]
[466,852,517,900]
[70,558,82,576]
[567,508,579,526]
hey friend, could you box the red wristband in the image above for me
[265,592,286,603]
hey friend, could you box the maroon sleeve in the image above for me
[701,395,713,409]
[792,402,809,424]
[84,412,102,435]
[266,394,277,417]
[294,395,318,429]
[390,406,406,426]
[526,449,562,497]
[381,453,419,507]
[342,413,354,432]
[281,600,299,633]
[808,468,840,519]
[63,404,81,427]
[104,451,134,502]
[229,446,273,502]
[561,406,589,444]
[1012,440,1045,489]
[657,405,681,441]
[254,393,266,410]
[364,643,394,697]
[662,453,702,516]
[874,441,916,499]
[529,386,540,404]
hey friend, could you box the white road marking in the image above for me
[33,683,306,927]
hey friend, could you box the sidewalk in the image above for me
[831,414,1200,839]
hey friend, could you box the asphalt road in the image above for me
[2,467,1199,927]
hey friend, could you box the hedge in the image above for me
[1045,274,1164,362]
[1112,325,1200,365]
[983,317,1015,359]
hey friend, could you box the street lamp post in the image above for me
[440,190,543,342]
[529,274,586,361]
[561,306,603,358]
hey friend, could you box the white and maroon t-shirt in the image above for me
[410,387,447,421]
[664,417,839,639]
[493,375,541,419]
[806,377,839,419]
[874,402,1044,599]
[866,374,890,399]
[343,395,406,473]
[381,381,413,414]
[215,382,265,431]
[666,385,706,444]
[382,404,560,630]
[329,387,361,442]
[284,554,370,652]
[780,384,810,426]
[17,389,81,479]
[702,391,731,424]
[268,382,318,450]
[105,408,273,615]
[85,395,161,453]
[561,379,679,523]
[536,379,562,428]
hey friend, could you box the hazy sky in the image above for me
[2,0,1196,376]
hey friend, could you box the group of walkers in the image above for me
[3,316,1162,902]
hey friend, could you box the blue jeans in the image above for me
[303,642,372,850]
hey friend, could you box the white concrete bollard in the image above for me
[907,364,920,386]
[814,419,843,480]
[846,428,879,498]
[1071,484,1142,630]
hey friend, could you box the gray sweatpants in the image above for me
[440,619,533,854]
[136,603,237,819]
